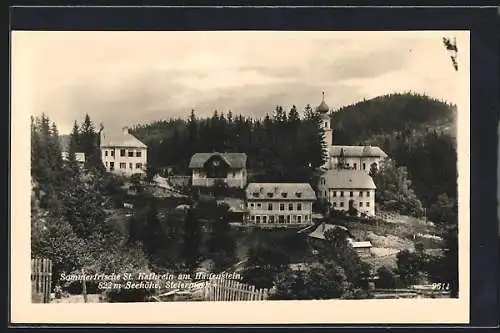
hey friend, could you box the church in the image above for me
[316,93,387,217]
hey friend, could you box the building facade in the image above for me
[317,169,376,216]
[189,152,248,188]
[100,127,148,176]
[245,183,316,227]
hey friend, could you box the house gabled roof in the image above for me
[188,152,247,169]
[246,183,316,201]
[307,223,350,240]
[321,169,376,190]
[100,129,147,148]
[330,145,388,158]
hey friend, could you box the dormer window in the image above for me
[295,192,302,198]
[252,192,259,198]
[267,193,274,198]
[281,192,288,198]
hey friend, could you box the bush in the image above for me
[375,266,397,289]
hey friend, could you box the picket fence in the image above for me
[205,279,269,301]
[31,258,52,303]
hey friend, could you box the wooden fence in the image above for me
[31,258,52,303]
[205,279,269,301]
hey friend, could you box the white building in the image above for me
[189,152,247,188]
[315,93,388,172]
[317,169,376,217]
[100,126,148,176]
[61,152,85,167]
[245,183,316,227]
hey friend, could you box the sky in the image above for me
[12,31,465,135]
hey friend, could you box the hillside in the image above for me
[331,92,457,146]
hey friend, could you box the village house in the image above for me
[245,183,316,227]
[100,126,148,176]
[317,169,377,217]
[315,93,388,172]
[61,152,86,167]
[301,223,373,259]
[189,152,248,188]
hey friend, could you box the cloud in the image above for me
[12,31,464,134]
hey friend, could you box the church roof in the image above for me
[100,128,147,148]
[330,145,388,158]
[320,169,376,190]
[316,92,330,114]
[188,152,247,169]
[246,183,316,201]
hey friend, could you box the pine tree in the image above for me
[79,114,100,170]
[49,122,63,172]
[182,208,202,271]
[187,109,198,156]
[206,204,236,272]
[67,121,80,171]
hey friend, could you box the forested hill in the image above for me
[127,92,457,210]
[331,92,457,145]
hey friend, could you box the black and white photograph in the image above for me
[11,30,470,323]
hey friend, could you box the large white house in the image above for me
[316,93,388,172]
[317,169,376,217]
[100,126,148,176]
[189,152,247,188]
[245,183,316,227]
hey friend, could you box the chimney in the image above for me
[123,126,129,134]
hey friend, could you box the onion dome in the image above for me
[316,92,330,114]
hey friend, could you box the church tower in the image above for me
[316,92,333,168]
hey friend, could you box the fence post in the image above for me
[31,258,53,303]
